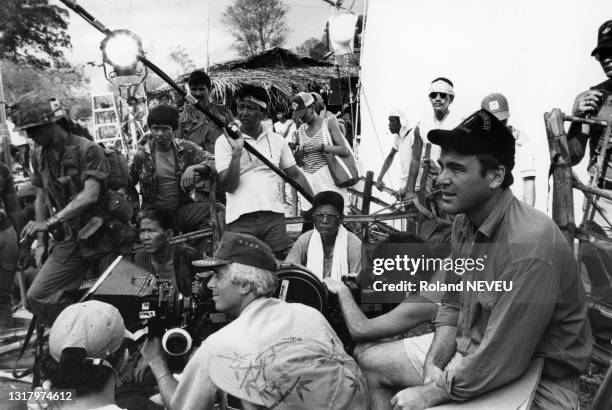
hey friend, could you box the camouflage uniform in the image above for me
[28,133,123,325]
[131,138,216,234]
[178,102,234,154]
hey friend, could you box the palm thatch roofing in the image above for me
[149,47,357,113]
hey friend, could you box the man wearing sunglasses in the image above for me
[178,70,234,154]
[406,78,463,199]
[567,20,612,331]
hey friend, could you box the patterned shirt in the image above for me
[172,298,367,410]
[130,138,215,209]
[178,102,234,154]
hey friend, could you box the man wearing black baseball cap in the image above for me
[567,20,612,311]
[139,231,367,409]
[365,110,591,409]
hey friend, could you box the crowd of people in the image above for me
[2,18,612,410]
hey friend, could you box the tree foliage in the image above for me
[3,61,92,119]
[0,0,72,69]
[222,0,289,57]
[168,46,196,76]
[296,37,329,60]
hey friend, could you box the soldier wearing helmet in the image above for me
[13,94,127,326]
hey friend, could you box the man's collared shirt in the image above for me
[130,138,215,209]
[32,133,110,236]
[434,189,591,400]
[215,128,296,224]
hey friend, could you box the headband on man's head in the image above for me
[241,95,267,110]
[429,78,455,96]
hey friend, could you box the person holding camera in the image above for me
[130,105,216,235]
[13,94,129,326]
[285,191,361,281]
[139,231,367,410]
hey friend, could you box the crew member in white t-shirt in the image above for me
[481,93,536,206]
[273,110,297,142]
[375,108,417,199]
[407,77,463,197]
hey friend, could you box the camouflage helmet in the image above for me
[11,93,66,131]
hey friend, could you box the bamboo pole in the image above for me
[544,109,575,245]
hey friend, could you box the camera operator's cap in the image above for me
[291,92,315,120]
[208,337,367,409]
[592,20,612,56]
[193,232,277,272]
[427,109,515,170]
[49,301,134,363]
[481,93,510,121]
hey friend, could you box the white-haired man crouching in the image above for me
[140,231,367,410]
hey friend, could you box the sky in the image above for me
[358,0,612,213]
[54,0,365,91]
[54,0,612,215]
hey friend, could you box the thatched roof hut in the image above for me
[149,47,355,114]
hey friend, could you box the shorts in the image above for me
[226,211,290,252]
[402,333,463,380]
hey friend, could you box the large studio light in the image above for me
[100,29,146,86]
[101,30,142,70]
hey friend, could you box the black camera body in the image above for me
[138,279,217,357]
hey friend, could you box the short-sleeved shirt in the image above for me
[433,189,591,400]
[172,298,367,410]
[285,228,362,279]
[0,162,16,230]
[509,126,536,201]
[31,133,110,233]
[215,128,296,223]
[392,126,415,187]
[274,120,297,140]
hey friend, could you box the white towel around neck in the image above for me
[306,225,349,281]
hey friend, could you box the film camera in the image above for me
[86,258,220,358]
